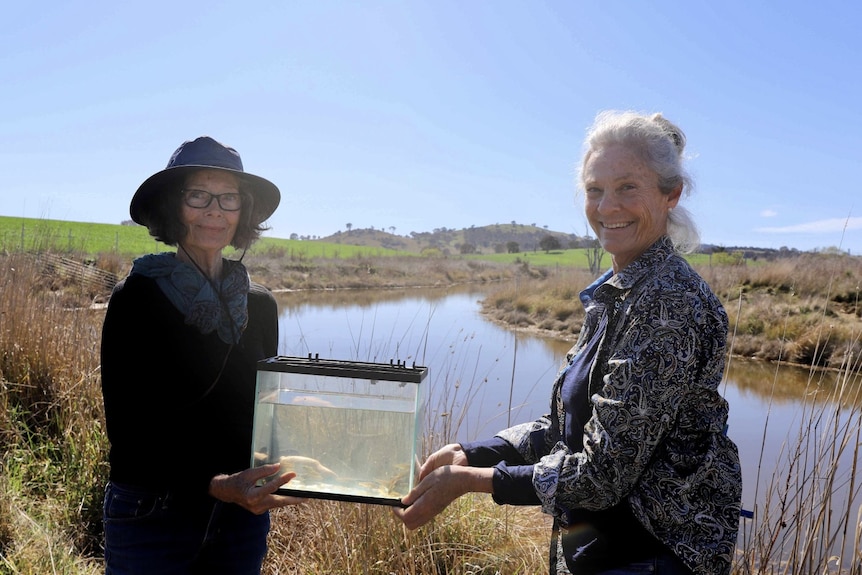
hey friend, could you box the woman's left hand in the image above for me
[209,464,305,514]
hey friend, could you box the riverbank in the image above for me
[477,253,862,371]
[72,248,862,369]
[250,249,861,371]
[243,251,527,291]
[16,248,862,369]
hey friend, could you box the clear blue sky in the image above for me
[3,1,860,252]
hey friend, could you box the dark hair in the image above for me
[143,175,268,250]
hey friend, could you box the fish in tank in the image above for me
[251,355,428,506]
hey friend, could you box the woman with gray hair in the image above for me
[395,111,742,575]
[581,110,700,254]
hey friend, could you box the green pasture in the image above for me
[0,216,168,256]
[0,215,724,268]
[0,216,411,259]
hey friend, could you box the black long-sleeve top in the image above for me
[100,272,278,497]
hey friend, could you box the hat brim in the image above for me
[130,165,280,227]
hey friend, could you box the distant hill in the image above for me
[316,225,816,260]
[319,224,590,255]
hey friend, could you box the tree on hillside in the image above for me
[346,223,352,234]
[539,235,561,253]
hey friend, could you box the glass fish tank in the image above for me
[251,354,428,506]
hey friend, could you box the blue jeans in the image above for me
[103,481,270,575]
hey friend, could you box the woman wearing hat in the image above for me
[100,136,302,574]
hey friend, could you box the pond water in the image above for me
[274,284,862,567]
[276,285,570,442]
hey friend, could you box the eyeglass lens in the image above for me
[182,189,242,211]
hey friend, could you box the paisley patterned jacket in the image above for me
[495,236,742,575]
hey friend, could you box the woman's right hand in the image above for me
[208,464,305,514]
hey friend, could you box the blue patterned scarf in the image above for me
[131,253,249,344]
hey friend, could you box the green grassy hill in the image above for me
[0,216,411,260]
[0,216,586,259]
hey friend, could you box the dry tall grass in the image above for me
[0,253,107,574]
[263,497,549,574]
[3,250,862,574]
[703,252,862,368]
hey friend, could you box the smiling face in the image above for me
[179,169,242,261]
[583,143,681,272]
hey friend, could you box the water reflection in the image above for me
[725,355,861,405]
[276,285,570,442]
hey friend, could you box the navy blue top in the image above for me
[560,313,605,453]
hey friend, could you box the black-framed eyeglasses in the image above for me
[181,189,243,211]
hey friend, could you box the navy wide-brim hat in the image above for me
[130,136,281,227]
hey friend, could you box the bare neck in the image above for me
[177,244,223,281]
